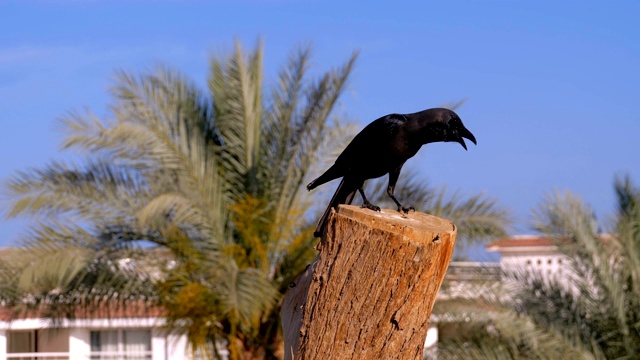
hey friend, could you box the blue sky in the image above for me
[1,1,639,259]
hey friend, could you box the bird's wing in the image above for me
[334,114,407,167]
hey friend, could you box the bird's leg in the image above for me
[387,164,415,214]
[358,187,381,212]
[387,185,415,214]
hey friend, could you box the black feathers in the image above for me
[307,107,476,238]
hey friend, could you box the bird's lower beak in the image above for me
[455,136,468,150]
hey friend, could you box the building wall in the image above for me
[501,252,566,273]
[0,330,6,360]
[167,333,188,360]
[151,328,167,360]
[0,319,186,360]
[68,328,90,360]
[497,248,577,292]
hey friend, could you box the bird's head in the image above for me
[416,108,477,150]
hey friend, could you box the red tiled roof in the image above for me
[0,247,172,322]
[488,234,616,251]
[487,236,557,249]
[0,301,165,321]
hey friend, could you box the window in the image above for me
[91,329,151,360]
[8,331,35,353]
[91,330,118,354]
[124,330,152,357]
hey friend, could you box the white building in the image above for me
[487,233,613,275]
[0,247,227,360]
[486,234,567,277]
[0,304,217,360]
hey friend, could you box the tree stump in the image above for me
[281,205,457,360]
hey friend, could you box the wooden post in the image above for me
[281,205,457,360]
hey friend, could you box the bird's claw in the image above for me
[362,203,381,212]
[398,206,415,214]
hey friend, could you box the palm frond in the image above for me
[209,40,264,200]
[17,245,91,294]
[530,187,640,358]
[614,174,640,219]
[213,259,278,329]
[437,290,597,360]
[268,51,358,237]
[2,160,150,220]
[137,192,214,241]
[440,98,467,111]
[112,67,226,239]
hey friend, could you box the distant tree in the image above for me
[435,175,640,359]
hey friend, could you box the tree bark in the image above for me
[281,205,457,360]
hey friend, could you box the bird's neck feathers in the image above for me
[404,111,448,145]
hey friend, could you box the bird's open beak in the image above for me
[455,126,476,150]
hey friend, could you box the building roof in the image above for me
[486,235,559,253]
[488,235,555,248]
[487,234,617,257]
[0,301,165,322]
[0,246,173,322]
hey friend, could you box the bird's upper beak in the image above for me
[454,126,477,151]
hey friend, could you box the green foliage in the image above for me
[438,175,640,359]
[526,180,640,359]
[437,308,590,360]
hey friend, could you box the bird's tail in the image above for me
[307,164,342,191]
[313,178,357,238]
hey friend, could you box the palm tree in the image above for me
[435,175,640,359]
[2,40,356,359]
[205,42,359,357]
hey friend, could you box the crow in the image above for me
[307,107,476,238]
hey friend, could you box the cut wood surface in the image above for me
[281,204,457,360]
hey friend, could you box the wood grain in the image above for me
[282,205,457,360]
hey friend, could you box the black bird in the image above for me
[307,107,476,238]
